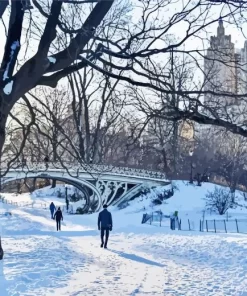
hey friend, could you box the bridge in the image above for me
[0,162,169,213]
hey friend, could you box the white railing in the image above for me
[2,162,167,180]
[0,196,76,213]
[0,196,48,209]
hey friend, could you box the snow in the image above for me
[3,71,8,81]
[48,56,56,64]
[3,41,20,81]
[3,80,13,95]
[32,184,75,198]
[123,181,247,227]
[0,182,247,294]
[1,185,86,211]
[10,41,20,51]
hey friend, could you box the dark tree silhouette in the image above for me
[0,0,246,160]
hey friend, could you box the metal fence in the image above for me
[141,213,247,234]
[142,213,184,230]
[200,219,247,234]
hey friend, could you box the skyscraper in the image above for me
[239,41,247,95]
[204,18,237,106]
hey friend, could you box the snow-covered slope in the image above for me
[0,183,247,295]
[119,181,247,222]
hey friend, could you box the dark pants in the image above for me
[51,210,54,219]
[170,218,175,230]
[101,227,110,246]
[56,219,61,231]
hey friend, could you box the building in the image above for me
[204,18,237,106]
[178,120,194,140]
[239,42,247,95]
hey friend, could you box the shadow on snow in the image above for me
[108,250,165,267]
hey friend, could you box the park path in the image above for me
[0,206,247,295]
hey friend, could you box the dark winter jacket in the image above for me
[50,203,56,212]
[98,209,112,229]
[54,209,63,221]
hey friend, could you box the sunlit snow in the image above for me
[3,41,20,81]
[0,182,246,295]
[48,56,56,64]
[3,80,13,95]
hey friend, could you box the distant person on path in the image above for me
[54,207,63,231]
[170,211,179,230]
[98,204,112,249]
[49,202,56,219]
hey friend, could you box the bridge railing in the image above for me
[2,162,167,180]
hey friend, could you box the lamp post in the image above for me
[189,150,194,184]
[65,185,69,212]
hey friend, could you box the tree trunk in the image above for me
[0,109,8,159]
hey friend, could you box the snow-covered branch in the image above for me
[0,1,24,82]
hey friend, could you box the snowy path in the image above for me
[1,209,247,295]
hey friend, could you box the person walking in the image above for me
[98,204,112,249]
[54,207,63,231]
[49,202,56,219]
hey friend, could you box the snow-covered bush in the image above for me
[118,201,129,209]
[57,189,63,198]
[152,198,162,205]
[70,193,80,202]
[205,186,233,215]
[241,191,247,202]
[129,186,151,201]
[76,207,85,214]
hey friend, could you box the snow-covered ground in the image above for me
[1,184,85,211]
[0,182,247,295]
[124,181,247,231]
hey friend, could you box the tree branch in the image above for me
[0,0,24,81]
[161,109,247,138]
[46,0,114,73]
[0,0,8,19]
[38,60,88,87]
[32,0,82,34]
[37,0,63,57]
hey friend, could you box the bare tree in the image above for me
[205,186,233,215]
[66,66,128,164]
[0,0,246,161]
[0,0,117,154]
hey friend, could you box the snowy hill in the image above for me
[119,181,247,224]
[2,181,247,229]
[0,182,247,295]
